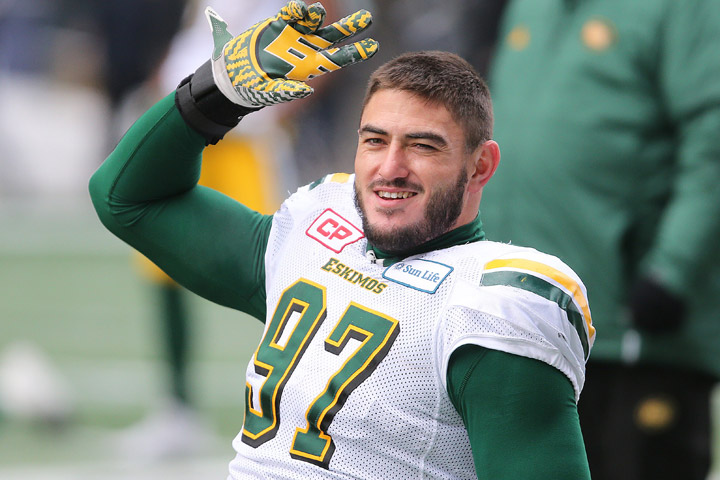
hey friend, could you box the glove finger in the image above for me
[267,78,314,102]
[294,2,326,34]
[205,7,235,60]
[279,1,309,23]
[314,9,373,45]
[236,78,313,107]
[321,38,379,68]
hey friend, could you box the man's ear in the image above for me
[468,140,500,193]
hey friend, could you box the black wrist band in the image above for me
[175,60,261,145]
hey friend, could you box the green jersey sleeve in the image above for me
[447,345,590,479]
[89,93,272,320]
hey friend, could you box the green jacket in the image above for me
[483,0,720,376]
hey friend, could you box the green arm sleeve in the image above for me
[447,345,590,480]
[89,93,272,320]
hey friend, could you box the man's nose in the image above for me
[377,143,409,179]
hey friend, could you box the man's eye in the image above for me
[365,138,384,145]
[413,143,437,151]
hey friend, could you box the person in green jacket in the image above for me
[89,1,595,478]
[483,1,720,479]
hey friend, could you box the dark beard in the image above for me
[354,169,468,255]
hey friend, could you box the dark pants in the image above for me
[579,362,716,480]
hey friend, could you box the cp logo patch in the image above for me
[306,209,364,253]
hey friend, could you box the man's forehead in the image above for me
[360,90,461,140]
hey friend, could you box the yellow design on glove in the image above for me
[206,1,378,108]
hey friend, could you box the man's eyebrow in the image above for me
[358,124,387,136]
[405,131,448,147]
[359,125,448,147]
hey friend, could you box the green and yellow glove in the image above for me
[207,1,378,107]
[175,1,378,144]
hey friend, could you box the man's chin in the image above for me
[363,219,428,255]
[366,214,404,231]
[355,190,427,254]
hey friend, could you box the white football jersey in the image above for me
[228,174,594,479]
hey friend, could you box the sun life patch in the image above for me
[382,259,453,294]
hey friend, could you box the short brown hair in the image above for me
[362,51,493,152]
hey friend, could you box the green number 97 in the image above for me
[242,278,400,469]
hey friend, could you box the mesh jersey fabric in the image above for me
[228,174,593,479]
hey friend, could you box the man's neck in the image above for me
[365,214,485,267]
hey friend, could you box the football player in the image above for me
[90,2,594,478]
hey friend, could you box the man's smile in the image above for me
[376,190,417,199]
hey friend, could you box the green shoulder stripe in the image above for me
[480,271,590,360]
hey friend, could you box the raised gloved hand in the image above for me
[629,276,686,333]
[176,1,378,144]
[207,1,378,107]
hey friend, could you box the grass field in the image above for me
[2,197,720,479]
[0,198,264,478]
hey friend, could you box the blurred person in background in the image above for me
[482,1,720,479]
